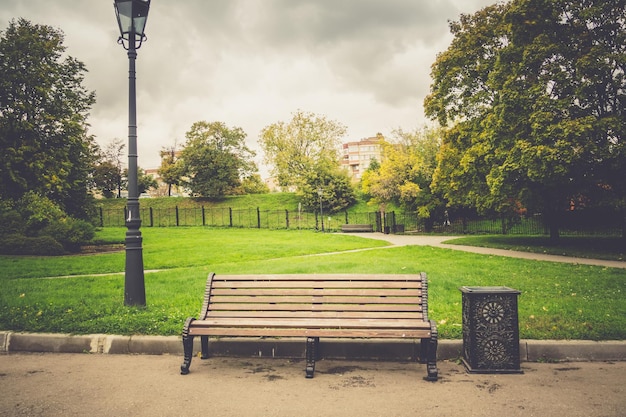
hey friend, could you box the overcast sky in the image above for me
[0,0,496,174]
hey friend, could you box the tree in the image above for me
[425,0,626,239]
[93,162,120,198]
[122,167,157,195]
[0,19,97,219]
[259,110,347,189]
[361,127,442,216]
[241,174,270,194]
[425,3,511,216]
[298,164,356,213]
[179,121,257,198]
[93,138,125,198]
[158,145,183,196]
[102,138,125,198]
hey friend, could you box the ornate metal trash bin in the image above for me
[459,286,522,374]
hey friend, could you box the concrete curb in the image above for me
[1,332,625,362]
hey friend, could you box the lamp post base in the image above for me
[124,222,145,306]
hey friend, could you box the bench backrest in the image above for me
[199,273,429,322]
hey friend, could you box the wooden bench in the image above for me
[180,273,438,381]
[341,224,374,233]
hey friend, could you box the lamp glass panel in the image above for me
[132,1,150,35]
[115,1,133,33]
[133,16,147,34]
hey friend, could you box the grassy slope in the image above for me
[96,193,379,213]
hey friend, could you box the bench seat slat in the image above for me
[207,311,424,319]
[191,317,431,329]
[211,288,422,296]
[212,274,423,282]
[211,288,422,297]
[207,296,421,305]
[189,327,431,338]
[212,281,422,289]
[207,303,423,312]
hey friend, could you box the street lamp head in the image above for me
[114,0,151,50]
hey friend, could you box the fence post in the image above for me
[202,206,206,226]
[285,209,289,229]
[99,207,104,227]
[150,207,154,227]
[229,208,233,227]
[257,207,261,229]
[175,206,180,226]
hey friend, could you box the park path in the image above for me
[351,232,626,269]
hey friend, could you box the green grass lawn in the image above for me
[1,228,624,340]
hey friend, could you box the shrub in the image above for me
[0,193,96,254]
[0,234,65,256]
[18,192,66,234]
[0,209,24,236]
[41,218,95,252]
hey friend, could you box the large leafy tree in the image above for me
[298,163,356,213]
[425,0,626,239]
[92,161,120,199]
[158,145,184,196]
[362,127,442,215]
[179,121,256,198]
[93,138,125,198]
[0,19,97,219]
[259,110,347,189]
[260,110,355,212]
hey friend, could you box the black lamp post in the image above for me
[114,0,151,306]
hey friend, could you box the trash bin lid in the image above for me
[459,286,521,294]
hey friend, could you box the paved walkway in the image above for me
[1,353,625,417]
[355,233,626,269]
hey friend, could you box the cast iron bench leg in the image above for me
[305,337,319,378]
[424,321,439,381]
[180,318,195,375]
[201,336,209,359]
[420,338,428,364]
[181,334,194,374]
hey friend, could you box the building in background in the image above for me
[341,134,385,181]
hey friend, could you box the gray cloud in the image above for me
[1,0,495,170]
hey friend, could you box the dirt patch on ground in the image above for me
[78,244,124,255]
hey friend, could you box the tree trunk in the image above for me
[621,208,626,249]
[545,209,560,242]
[549,221,560,242]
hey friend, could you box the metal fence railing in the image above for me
[97,206,624,237]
